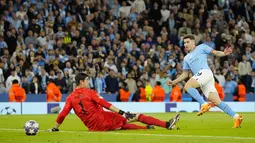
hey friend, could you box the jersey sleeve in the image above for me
[182,60,190,70]
[56,96,73,124]
[200,44,213,55]
[90,90,112,109]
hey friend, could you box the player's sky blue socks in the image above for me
[217,102,238,119]
[187,88,206,105]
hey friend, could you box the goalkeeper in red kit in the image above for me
[48,73,180,131]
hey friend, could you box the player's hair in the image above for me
[156,81,161,86]
[12,79,19,84]
[75,73,89,85]
[48,79,55,84]
[183,34,196,41]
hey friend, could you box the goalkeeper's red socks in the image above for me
[138,114,166,128]
[122,124,147,130]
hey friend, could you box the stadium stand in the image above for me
[0,0,254,102]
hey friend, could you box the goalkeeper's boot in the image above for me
[197,103,211,116]
[233,115,243,128]
[167,113,180,130]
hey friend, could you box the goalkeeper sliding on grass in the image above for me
[48,73,180,132]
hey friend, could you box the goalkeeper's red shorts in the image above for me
[88,111,127,131]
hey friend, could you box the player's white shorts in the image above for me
[191,69,217,98]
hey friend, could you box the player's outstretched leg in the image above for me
[121,124,155,130]
[136,113,180,130]
[218,101,243,128]
[184,78,211,116]
[208,92,243,128]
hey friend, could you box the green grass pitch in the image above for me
[0,112,254,143]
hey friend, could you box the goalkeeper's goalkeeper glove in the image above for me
[47,128,59,132]
[118,110,125,115]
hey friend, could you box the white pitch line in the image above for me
[0,128,254,140]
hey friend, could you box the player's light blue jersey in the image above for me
[183,44,213,74]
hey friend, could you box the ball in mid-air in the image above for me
[24,120,39,136]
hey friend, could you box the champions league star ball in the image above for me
[0,107,16,115]
[24,120,39,136]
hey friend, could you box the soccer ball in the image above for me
[24,120,39,136]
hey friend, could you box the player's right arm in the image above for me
[167,70,189,86]
[49,97,72,131]
[167,56,190,86]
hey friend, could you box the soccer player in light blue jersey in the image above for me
[167,34,243,128]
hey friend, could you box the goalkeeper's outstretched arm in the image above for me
[48,98,72,132]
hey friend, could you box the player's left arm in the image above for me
[91,91,126,115]
[211,47,232,57]
[201,44,232,57]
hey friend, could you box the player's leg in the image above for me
[184,77,210,115]
[124,113,180,130]
[185,70,215,116]
[108,112,154,130]
[122,124,155,130]
[184,78,207,105]
[207,91,243,128]
[101,111,150,130]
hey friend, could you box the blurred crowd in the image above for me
[0,0,254,101]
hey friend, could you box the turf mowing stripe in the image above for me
[0,128,254,140]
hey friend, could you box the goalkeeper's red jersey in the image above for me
[56,88,113,130]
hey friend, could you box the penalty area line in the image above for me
[0,128,254,140]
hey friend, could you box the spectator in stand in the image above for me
[95,72,106,94]
[0,0,253,103]
[55,71,67,94]
[29,76,41,94]
[39,68,49,93]
[224,74,238,99]
[105,69,119,95]
[0,60,6,93]
[238,55,252,83]
[215,69,226,86]
[6,69,20,91]
[203,35,216,49]
[159,72,172,95]
[125,73,137,94]
[25,30,38,46]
